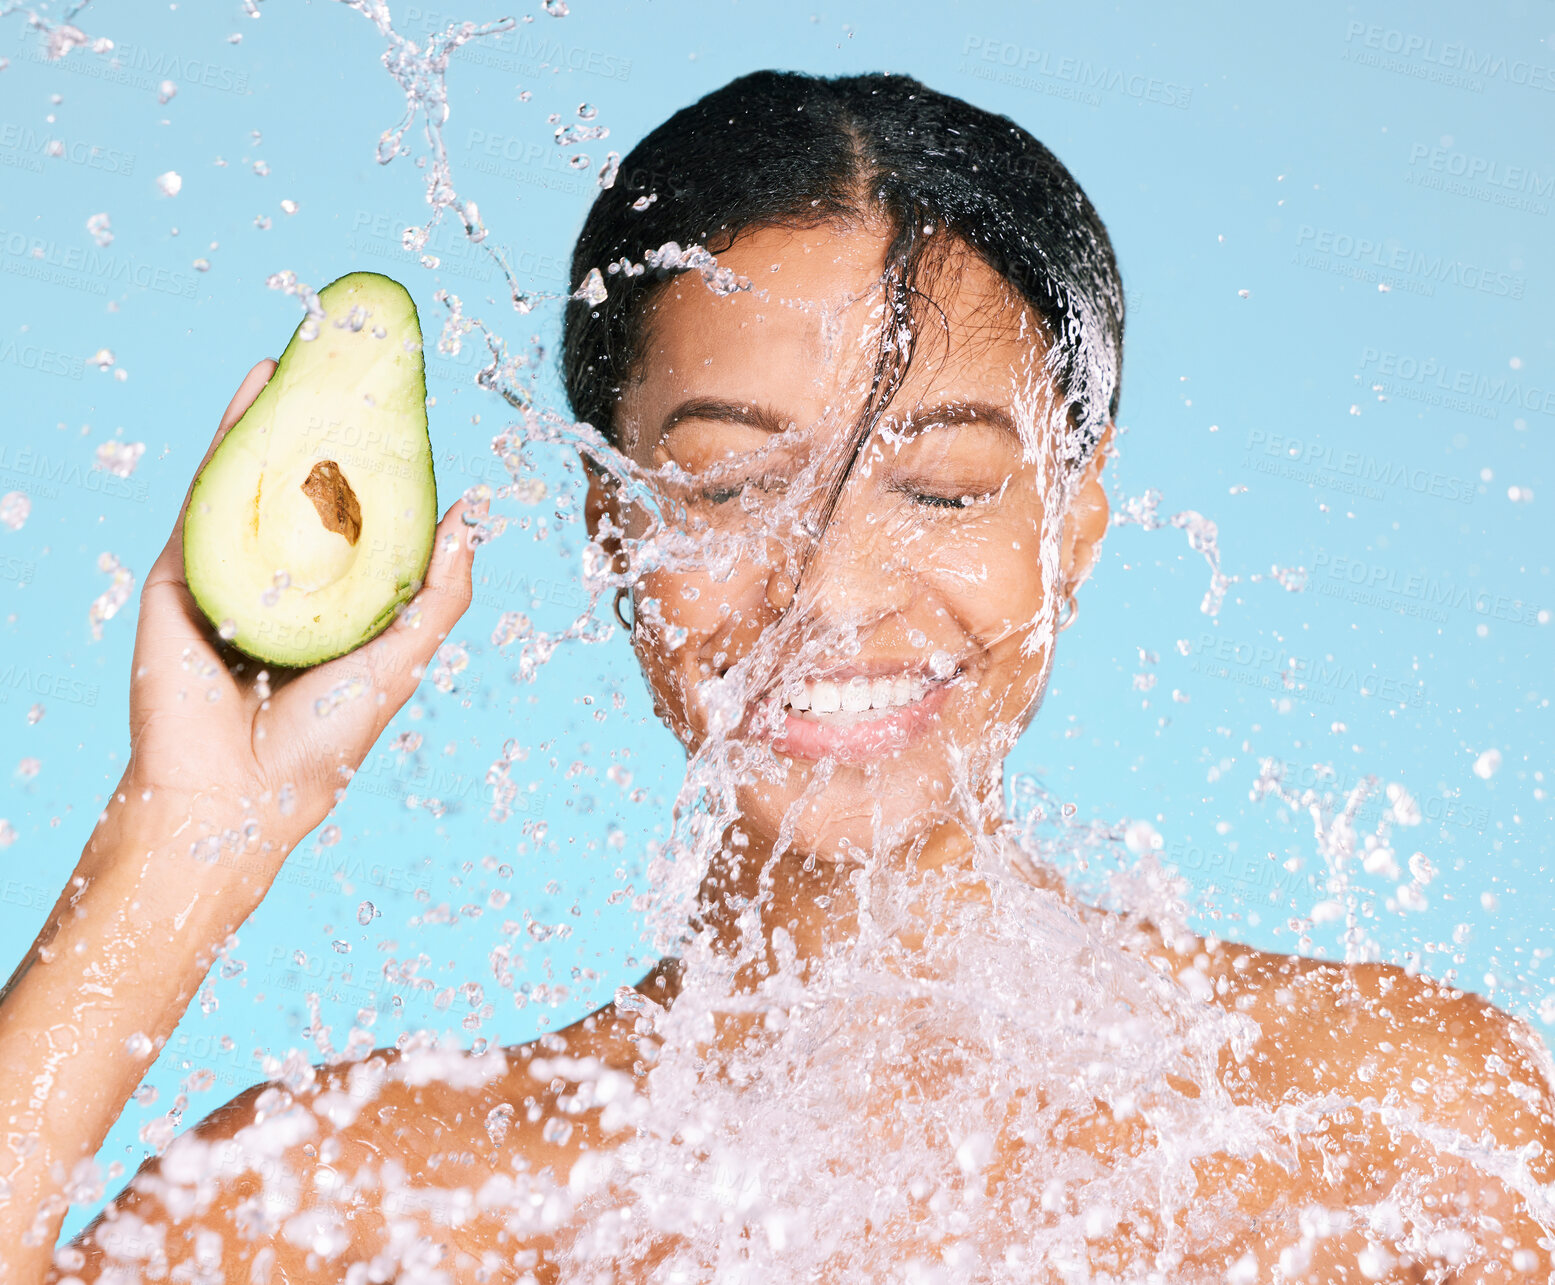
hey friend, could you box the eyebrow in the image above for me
[890,401,1020,442]
[658,397,789,439]
[658,397,1019,442]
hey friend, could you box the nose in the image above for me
[692,450,920,678]
[787,472,917,634]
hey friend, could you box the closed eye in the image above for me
[702,475,788,505]
[891,483,999,510]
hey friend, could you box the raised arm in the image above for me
[0,360,482,1282]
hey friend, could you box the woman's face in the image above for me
[589,222,1110,861]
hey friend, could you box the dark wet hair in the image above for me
[562,70,1123,468]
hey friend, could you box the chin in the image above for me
[735,753,957,862]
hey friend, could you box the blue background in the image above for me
[0,0,1549,1238]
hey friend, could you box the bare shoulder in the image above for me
[58,979,658,1283]
[1219,948,1553,1133]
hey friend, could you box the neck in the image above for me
[689,809,1028,989]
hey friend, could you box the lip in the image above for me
[764,663,959,763]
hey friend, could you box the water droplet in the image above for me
[572,266,608,306]
[0,492,30,531]
[88,552,135,641]
[485,1102,515,1145]
[357,901,378,926]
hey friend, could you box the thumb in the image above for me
[152,358,278,584]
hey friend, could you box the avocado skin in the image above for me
[183,271,439,668]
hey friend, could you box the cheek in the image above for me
[640,568,717,632]
[925,514,1052,642]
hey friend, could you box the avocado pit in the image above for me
[301,459,363,546]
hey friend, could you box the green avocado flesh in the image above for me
[184,272,437,667]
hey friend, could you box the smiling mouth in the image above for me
[765,665,961,761]
[783,672,942,723]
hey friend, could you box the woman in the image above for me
[3,71,1552,1283]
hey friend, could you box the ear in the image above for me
[582,453,625,567]
[1059,422,1113,597]
[583,453,638,589]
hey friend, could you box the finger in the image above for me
[274,494,487,735]
[150,359,278,584]
[406,493,487,643]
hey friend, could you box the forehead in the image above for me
[621,222,1051,451]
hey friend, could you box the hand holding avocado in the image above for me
[128,273,478,847]
[0,276,481,1277]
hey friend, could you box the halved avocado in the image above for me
[184,272,438,667]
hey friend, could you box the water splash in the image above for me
[87,551,133,640]
[1112,487,1238,616]
[23,7,1549,1280]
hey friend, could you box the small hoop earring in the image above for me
[613,586,635,633]
[1056,592,1079,633]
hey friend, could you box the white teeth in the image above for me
[783,672,938,715]
[811,680,841,714]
